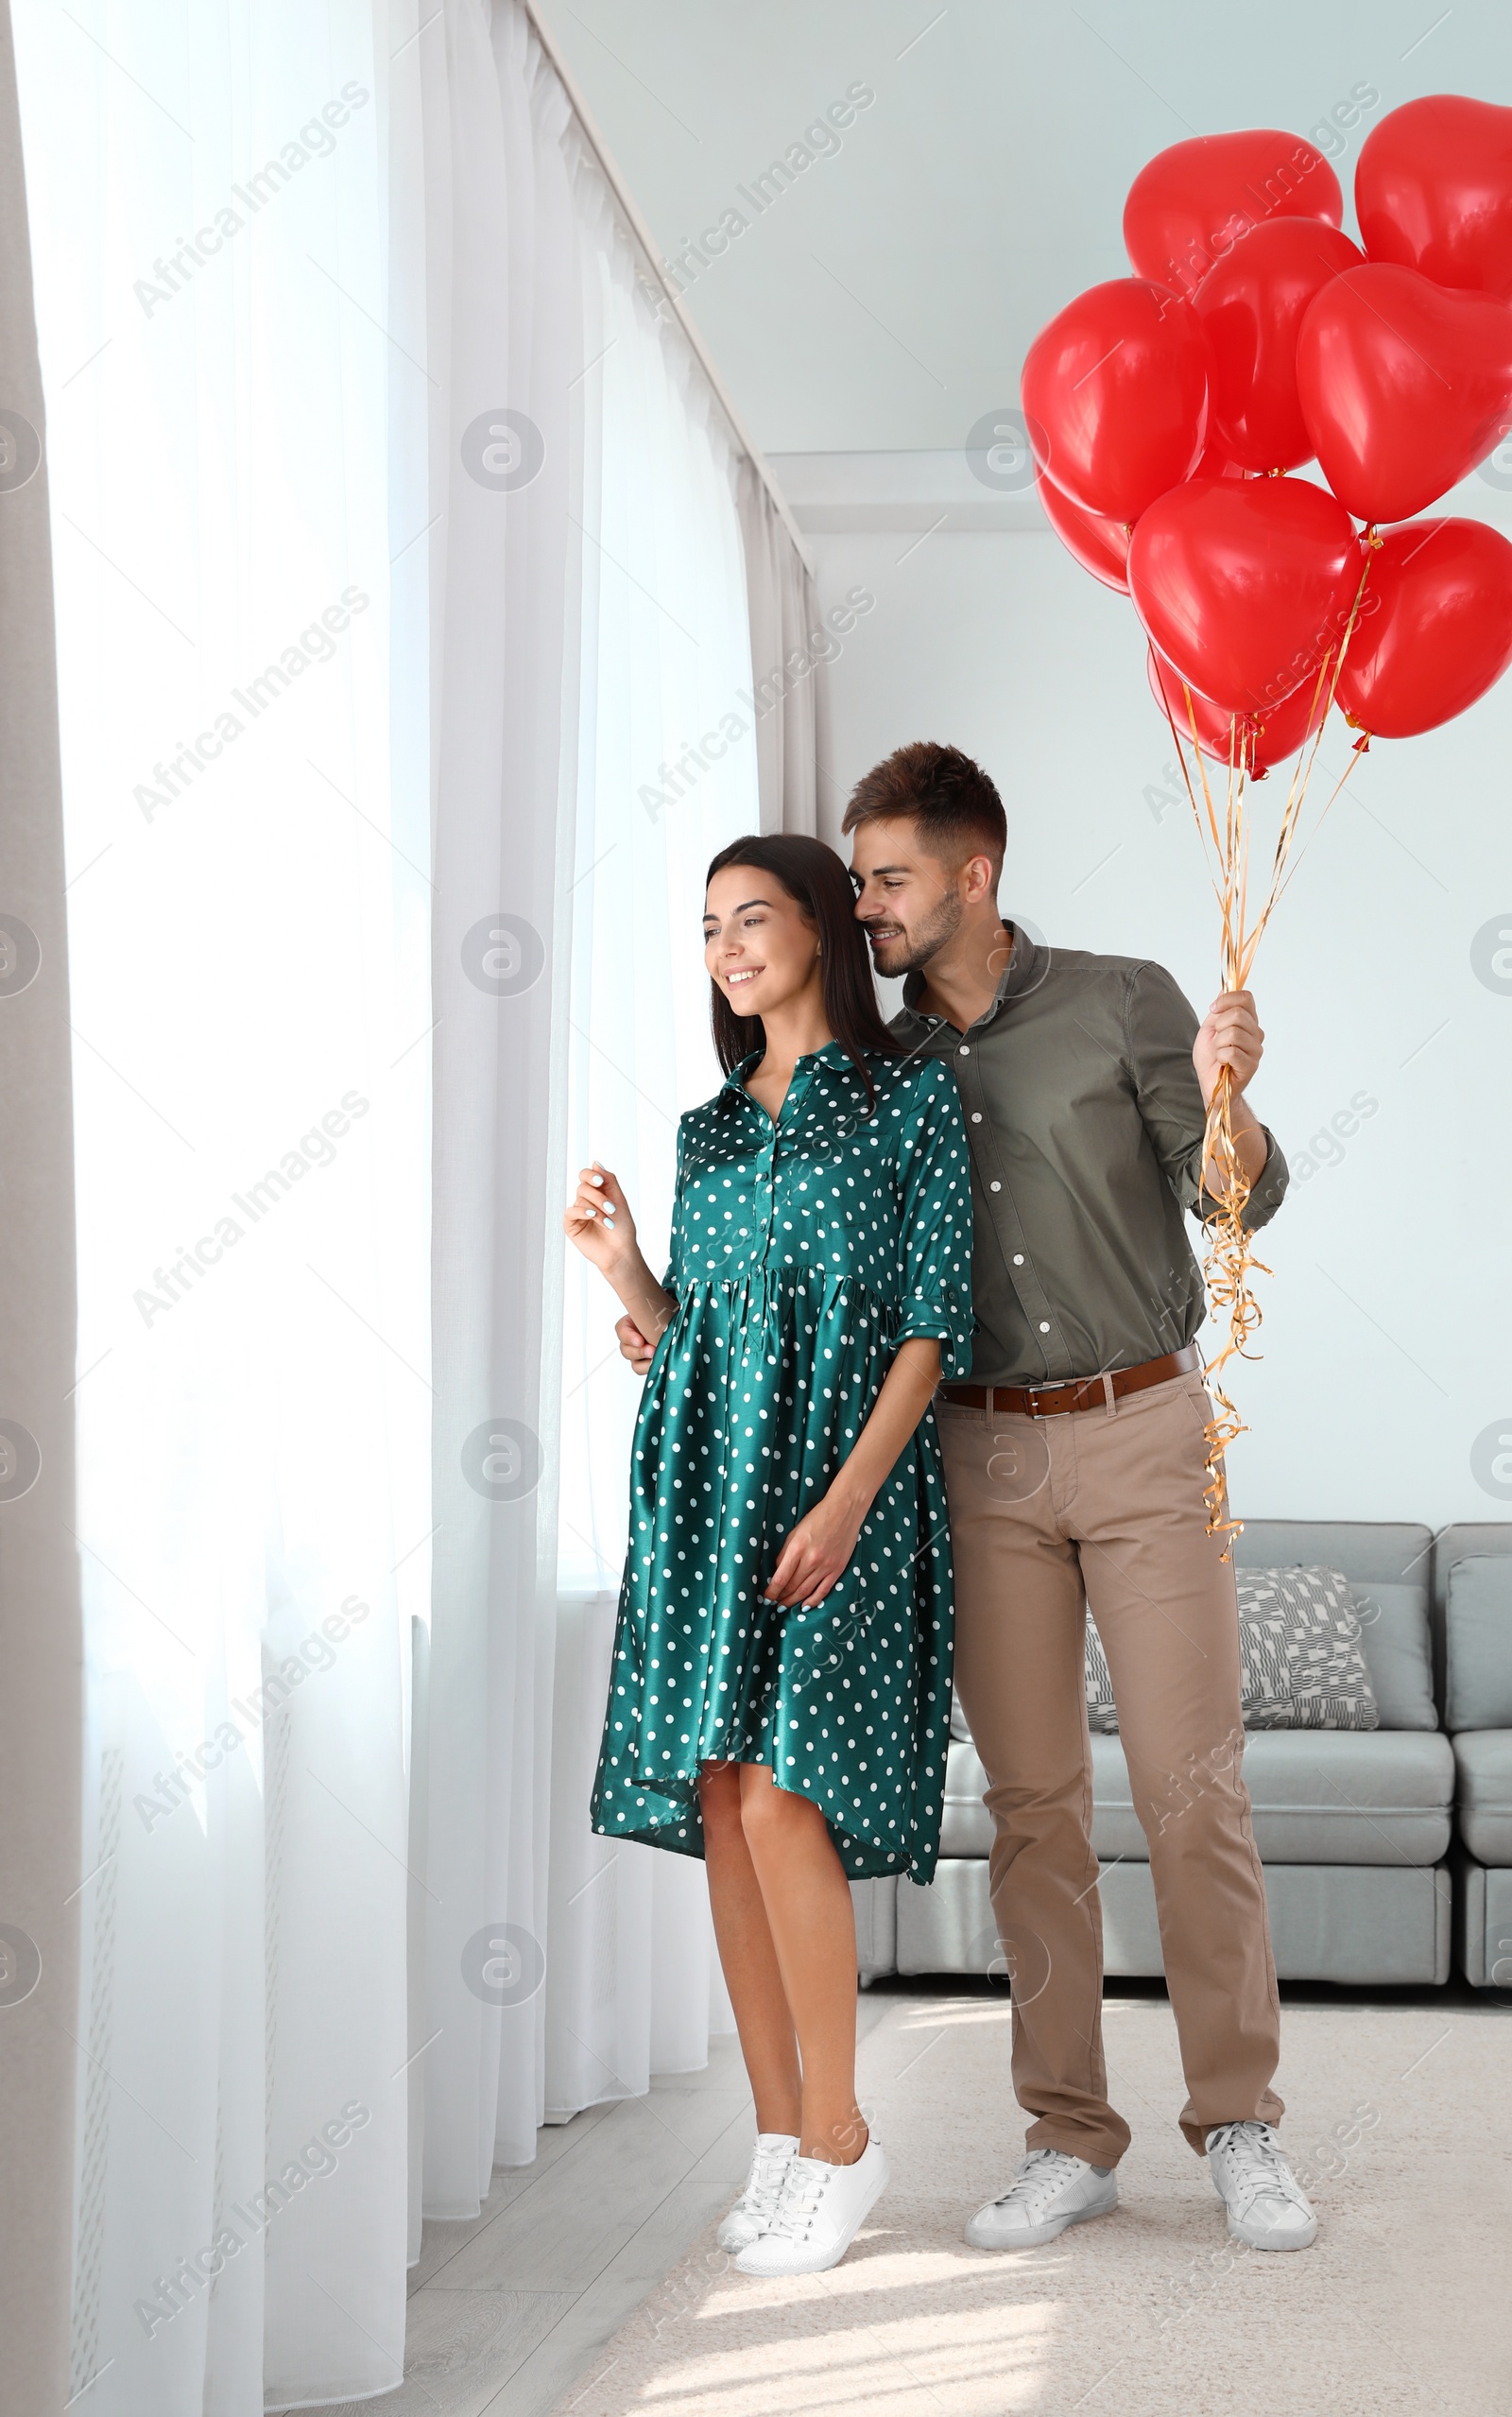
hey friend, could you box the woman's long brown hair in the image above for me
[704,833,903,1111]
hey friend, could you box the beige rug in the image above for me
[551,1990,1512,2417]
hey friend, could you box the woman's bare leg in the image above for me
[698,1761,801,2136]
[737,1764,867,2165]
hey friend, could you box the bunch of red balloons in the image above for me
[1021,97,1512,767]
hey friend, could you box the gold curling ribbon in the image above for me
[1153,544,1376,1556]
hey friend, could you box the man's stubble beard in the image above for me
[868,887,965,978]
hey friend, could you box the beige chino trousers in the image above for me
[936,1370,1281,2165]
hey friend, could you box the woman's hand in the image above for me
[764,1479,869,1609]
[563,1162,636,1273]
[567,1170,676,1351]
[762,1338,942,1609]
[616,1313,656,1375]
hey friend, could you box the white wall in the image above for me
[809,524,1512,1528]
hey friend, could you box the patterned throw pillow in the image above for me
[1085,1623,1119,1734]
[1234,1566,1380,1730]
[1082,1565,1380,1734]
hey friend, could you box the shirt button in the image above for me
[958,1044,970,1055]
[989,1181,1001,1193]
[971,1112,982,1123]
[1012,1253,1024,1266]
[1039,1321,1051,1334]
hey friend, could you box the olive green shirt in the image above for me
[889,927,1288,1387]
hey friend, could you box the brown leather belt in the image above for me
[939,1342,1202,1420]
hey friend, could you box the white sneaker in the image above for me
[966,2149,1118,2250]
[733,2139,889,2276]
[1207,2121,1317,2250]
[715,2132,798,2252]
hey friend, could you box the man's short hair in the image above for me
[841,740,1006,874]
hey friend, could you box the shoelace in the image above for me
[765,2162,833,2242]
[1208,2122,1304,2212]
[994,2149,1086,2214]
[734,2142,794,2221]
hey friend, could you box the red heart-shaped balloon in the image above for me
[1147,644,1235,756]
[1128,475,1363,714]
[1037,473,1129,591]
[1357,95,1512,300]
[1194,217,1365,471]
[1297,264,1512,522]
[1125,130,1344,301]
[1147,643,1331,773]
[1021,278,1210,523]
[1335,517,1512,736]
[1191,437,1246,481]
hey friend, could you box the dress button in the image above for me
[1012,1253,1024,1266]
[989,1181,1001,1193]
[1039,1321,1051,1334]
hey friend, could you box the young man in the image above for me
[843,739,1317,2255]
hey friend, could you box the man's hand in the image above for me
[1194,989,1263,1106]
[615,1313,655,1376]
[1194,989,1270,1195]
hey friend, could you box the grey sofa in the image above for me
[1440,1524,1512,1988]
[852,1519,1458,1990]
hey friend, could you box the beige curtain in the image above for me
[736,458,825,837]
[0,1,80,2403]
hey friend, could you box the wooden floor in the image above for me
[307,1997,891,2417]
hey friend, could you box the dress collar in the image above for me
[719,1036,853,1101]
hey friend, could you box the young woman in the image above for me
[563,833,971,2277]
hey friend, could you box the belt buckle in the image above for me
[1022,1384,1049,1422]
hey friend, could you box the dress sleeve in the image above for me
[660,1117,687,1298]
[892,1058,973,1379]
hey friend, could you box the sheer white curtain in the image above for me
[15,0,813,2395]
[417,0,583,2206]
[736,458,825,838]
[545,144,757,2125]
[13,2,430,2408]
[416,0,752,2198]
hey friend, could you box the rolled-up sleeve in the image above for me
[892,1058,974,1378]
[1125,963,1289,1234]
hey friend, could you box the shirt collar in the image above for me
[718,1036,853,1102]
[899,921,1043,1029]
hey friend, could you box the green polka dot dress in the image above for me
[590,1041,972,1882]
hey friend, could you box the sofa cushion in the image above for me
[1084,1566,1379,1734]
[1235,1519,1434,1589]
[938,1730,1454,1866]
[1349,1581,1437,1731]
[1238,1523,1436,1730]
[963,1579,1435,1746]
[1446,1557,1512,1732]
[1454,1730,1512,1865]
[949,1522,1438,1749]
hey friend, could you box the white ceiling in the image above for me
[534,0,1512,459]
